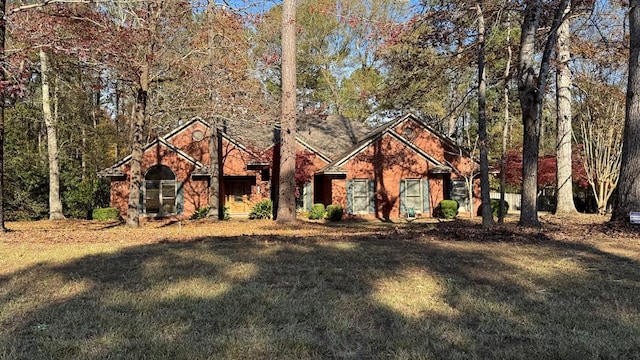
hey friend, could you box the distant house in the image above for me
[99,114,479,219]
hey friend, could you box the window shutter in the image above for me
[138,185,144,213]
[422,179,430,215]
[368,179,375,214]
[304,182,312,211]
[399,180,406,215]
[346,180,353,214]
[176,181,184,215]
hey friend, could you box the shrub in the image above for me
[326,204,344,221]
[249,200,272,219]
[190,206,230,220]
[436,200,459,219]
[92,207,120,221]
[490,199,509,218]
[190,206,210,220]
[308,203,326,220]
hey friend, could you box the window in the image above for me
[144,165,177,215]
[400,179,430,215]
[347,179,374,214]
[192,129,204,141]
[404,179,423,212]
[450,179,469,211]
[402,126,415,140]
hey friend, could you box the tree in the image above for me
[476,0,493,227]
[0,0,6,231]
[499,10,513,224]
[276,0,297,223]
[610,0,640,222]
[517,0,569,227]
[39,50,65,219]
[554,4,577,214]
[577,87,623,214]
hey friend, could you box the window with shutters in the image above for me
[352,179,371,214]
[400,179,430,215]
[450,179,469,211]
[403,179,423,213]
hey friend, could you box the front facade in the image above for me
[99,118,271,218]
[314,114,480,219]
[100,114,479,220]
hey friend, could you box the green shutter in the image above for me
[346,180,353,214]
[422,178,430,215]
[399,180,406,215]
[368,179,375,214]
[304,182,312,211]
[139,184,144,214]
[176,181,184,215]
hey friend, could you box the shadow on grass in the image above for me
[1,224,639,359]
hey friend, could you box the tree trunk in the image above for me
[126,64,149,228]
[554,5,577,215]
[499,13,512,224]
[0,0,6,231]
[517,0,569,227]
[517,0,543,227]
[611,0,640,222]
[40,50,65,220]
[207,120,220,220]
[206,5,220,221]
[276,0,297,223]
[476,1,493,228]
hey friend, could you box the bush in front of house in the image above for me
[326,204,344,221]
[491,199,509,218]
[92,207,120,221]
[190,206,210,220]
[189,206,230,220]
[249,200,272,219]
[308,203,326,220]
[436,200,459,219]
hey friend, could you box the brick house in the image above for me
[313,113,479,219]
[99,114,478,219]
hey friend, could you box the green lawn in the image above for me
[1,217,639,359]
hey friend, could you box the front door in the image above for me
[224,177,256,214]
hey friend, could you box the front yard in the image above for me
[1,216,639,359]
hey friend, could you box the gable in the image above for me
[163,118,212,162]
[317,113,478,176]
[338,132,444,177]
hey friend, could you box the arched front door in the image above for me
[144,165,177,216]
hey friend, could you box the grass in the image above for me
[0,216,639,359]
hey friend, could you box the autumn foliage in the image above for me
[502,149,589,189]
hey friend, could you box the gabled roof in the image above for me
[296,114,372,159]
[98,117,264,178]
[162,117,210,142]
[98,137,206,178]
[262,135,334,164]
[164,116,262,159]
[316,113,467,175]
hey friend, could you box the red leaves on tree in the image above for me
[502,149,589,189]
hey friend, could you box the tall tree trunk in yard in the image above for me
[126,64,149,228]
[0,0,6,231]
[554,5,577,215]
[40,50,65,220]
[499,13,512,224]
[277,0,297,223]
[518,0,543,228]
[206,5,220,221]
[208,120,220,220]
[611,0,640,222]
[476,1,493,228]
[517,0,569,227]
